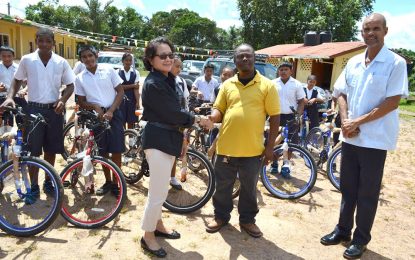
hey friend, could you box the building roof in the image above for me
[0,13,102,44]
[256,42,367,59]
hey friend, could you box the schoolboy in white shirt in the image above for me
[74,45,125,196]
[1,28,75,198]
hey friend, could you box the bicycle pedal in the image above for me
[63,180,71,188]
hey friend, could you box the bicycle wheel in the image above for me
[260,144,317,200]
[62,122,75,160]
[122,129,143,184]
[305,127,324,157]
[326,145,341,191]
[60,156,127,228]
[0,156,63,237]
[164,149,215,213]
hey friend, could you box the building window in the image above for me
[59,43,64,57]
[0,34,10,47]
[67,46,72,59]
[300,60,313,71]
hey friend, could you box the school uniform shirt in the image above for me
[73,61,86,75]
[192,75,219,102]
[74,64,123,108]
[334,45,408,150]
[120,67,140,83]
[14,49,75,103]
[0,62,18,97]
[175,76,189,111]
[304,86,323,100]
[272,76,305,114]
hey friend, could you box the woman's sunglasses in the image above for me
[155,53,175,60]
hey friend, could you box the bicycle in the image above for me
[121,119,215,214]
[305,113,340,168]
[59,110,127,228]
[0,106,63,237]
[260,110,318,200]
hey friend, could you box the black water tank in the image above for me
[304,31,319,46]
[319,31,332,44]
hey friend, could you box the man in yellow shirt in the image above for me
[206,44,280,238]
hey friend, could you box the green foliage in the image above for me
[392,48,415,92]
[237,0,374,49]
[24,5,238,50]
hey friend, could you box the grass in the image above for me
[399,98,415,113]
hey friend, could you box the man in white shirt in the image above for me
[75,45,125,196]
[192,63,219,103]
[1,28,75,198]
[270,62,305,174]
[320,13,408,259]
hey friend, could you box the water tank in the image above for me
[319,31,332,44]
[304,31,319,46]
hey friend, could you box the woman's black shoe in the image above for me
[140,237,167,258]
[154,230,181,239]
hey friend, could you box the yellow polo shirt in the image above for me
[214,71,280,157]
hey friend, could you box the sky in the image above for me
[1,0,414,50]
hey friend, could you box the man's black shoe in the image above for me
[320,231,351,245]
[343,244,367,259]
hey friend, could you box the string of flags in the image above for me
[0,14,233,59]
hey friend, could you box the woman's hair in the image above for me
[143,36,174,71]
[122,53,133,62]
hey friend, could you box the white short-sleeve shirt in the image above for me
[75,64,123,108]
[304,86,323,100]
[0,62,18,96]
[272,77,306,114]
[14,50,75,103]
[120,68,140,83]
[334,45,408,150]
[192,75,219,102]
[73,61,86,75]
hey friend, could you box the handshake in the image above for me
[195,115,214,130]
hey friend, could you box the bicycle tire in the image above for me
[122,129,144,184]
[260,144,317,200]
[62,121,75,160]
[163,149,215,213]
[0,156,63,237]
[60,156,127,229]
[305,127,324,154]
[326,145,341,191]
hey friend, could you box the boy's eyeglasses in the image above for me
[155,53,174,60]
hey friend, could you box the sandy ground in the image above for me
[0,115,414,260]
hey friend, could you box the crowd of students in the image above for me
[0,12,409,259]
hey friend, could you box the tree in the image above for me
[83,0,114,33]
[392,48,415,93]
[237,0,374,49]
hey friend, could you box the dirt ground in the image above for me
[0,116,414,260]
